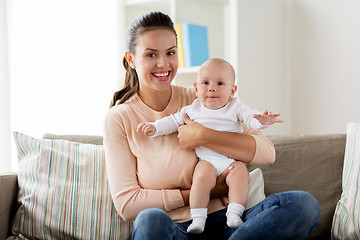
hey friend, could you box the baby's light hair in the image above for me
[198,58,236,84]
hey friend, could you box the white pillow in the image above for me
[12,132,131,240]
[246,168,266,210]
[332,123,360,238]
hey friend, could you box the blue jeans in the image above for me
[131,191,320,240]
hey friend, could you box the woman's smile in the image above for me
[152,70,171,82]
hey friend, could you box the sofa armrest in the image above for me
[0,173,18,239]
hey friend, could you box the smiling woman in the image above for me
[6,0,121,171]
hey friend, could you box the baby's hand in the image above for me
[253,110,284,125]
[137,122,156,136]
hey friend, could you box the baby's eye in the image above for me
[217,82,224,86]
[202,81,209,85]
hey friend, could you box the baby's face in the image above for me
[195,61,237,110]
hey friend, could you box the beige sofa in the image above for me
[0,133,346,240]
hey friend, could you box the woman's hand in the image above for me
[177,113,207,150]
[180,189,190,205]
[210,165,232,198]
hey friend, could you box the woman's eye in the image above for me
[147,53,156,58]
[167,51,175,56]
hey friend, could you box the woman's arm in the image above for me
[104,109,185,221]
[177,114,275,164]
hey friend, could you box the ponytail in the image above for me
[109,57,139,108]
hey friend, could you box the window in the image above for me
[2,0,121,172]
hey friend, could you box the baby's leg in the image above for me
[187,160,217,234]
[225,161,249,229]
[190,160,217,208]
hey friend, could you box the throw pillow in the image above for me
[332,123,360,239]
[246,168,266,210]
[12,132,131,240]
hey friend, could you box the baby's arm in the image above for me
[253,110,284,125]
[137,110,187,137]
[238,101,281,130]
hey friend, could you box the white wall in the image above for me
[236,0,289,135]
[235,0,360,135]
[290,0,360,134]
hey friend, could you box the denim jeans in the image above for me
[131,191,320,240]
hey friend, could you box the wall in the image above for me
[290,0,360,134]
[236,0,289,135]
[235,0,360,135]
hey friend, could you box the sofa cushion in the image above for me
[249,134,346,239]
[332,123,360,238]
[12,132,131,240]
[43,133,103,145]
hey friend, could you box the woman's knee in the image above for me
[287,191,319,217]
[280,191,320,235]
[134,208,171,227]
[296,191,320,221]
[132,208,176,239]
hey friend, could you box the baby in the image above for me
[137,58,283,234]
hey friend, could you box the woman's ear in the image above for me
[125,51,136,69]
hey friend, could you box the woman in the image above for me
[103,11,320,240]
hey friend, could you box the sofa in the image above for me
[0,133,346,240]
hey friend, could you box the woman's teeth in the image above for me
[153,71,169,77]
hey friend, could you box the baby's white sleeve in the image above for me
[238,103,269,130]
[151,110,186,137]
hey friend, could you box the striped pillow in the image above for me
[332,123,360,239]
[12,132,131,240]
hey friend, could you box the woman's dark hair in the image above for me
[110,11,177,107]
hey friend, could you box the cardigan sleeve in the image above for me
[243,125,276,165]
